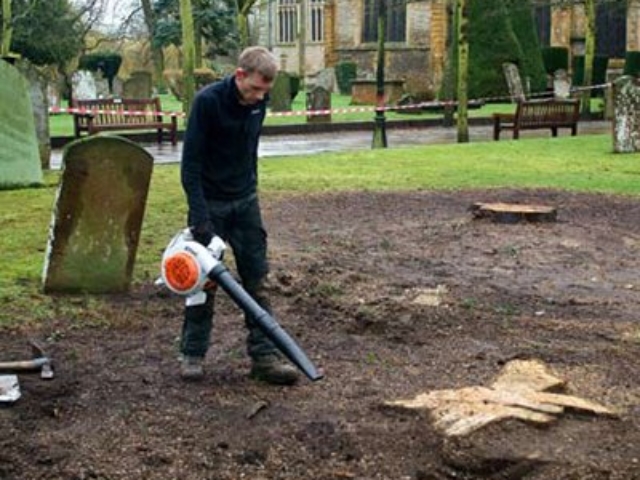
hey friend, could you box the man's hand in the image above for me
[191,220,215,246]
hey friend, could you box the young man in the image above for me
[179,46,299,385]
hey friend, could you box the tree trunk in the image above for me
[1,0,13,57]
[372,0,387,149]
[195,30,203,68]
[581,0,596,117]
[141,0,166,91]
[456,0,469,143]
[237,12,250,50]
[298,0,307,81]
[179,0,197,119]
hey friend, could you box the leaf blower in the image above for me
[159,229,323,382]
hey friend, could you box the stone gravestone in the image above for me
[306,85,331,124]
[0,59,43,188]
[43,136,153,293]
[17,61,51,170]
[112,77,124,98]
[47,84,60,110]
[72,70,97,101]
[269,71,292,112]
[502,62,526,102]
[307,68,338,94]
[93,70,111,99]
[123,71,153,99]
[553,69,571,99]
[612,76,640,153]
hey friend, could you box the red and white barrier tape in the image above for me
[47,83,611,119]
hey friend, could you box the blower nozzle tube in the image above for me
[208,264,323,382]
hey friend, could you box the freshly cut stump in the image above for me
[470,202,557,223]
[386,359,617,437]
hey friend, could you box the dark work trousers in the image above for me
[180,193,278,360]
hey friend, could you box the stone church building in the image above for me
[255,0,639,100]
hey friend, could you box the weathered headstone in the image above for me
[553,69,571,99]
[502,62,526,102]
[612,75,640,153]
[112,77,124,99]
[93,70,111,99]
[123,71,152,99]
[306,85,331,124]
[17,61,51,170]
[42,136,154,293]
[269,71,292,112]
[308,68,338,93]
[47,84,61,110]
[0,59,43,188]
[72,70,97,101]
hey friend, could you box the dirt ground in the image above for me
[2,189,640,480]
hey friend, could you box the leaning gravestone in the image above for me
[306,85,331,124]
[502,62,526,102]
[123,71,153,99]
[269,71,292,112]
[72,70,97,101]
[0,59,43,188]
[612,76,640,153]
[43,136,153,293]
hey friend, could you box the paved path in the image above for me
[50,120,611,170]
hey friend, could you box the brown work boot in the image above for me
[250,353,299,386]
[180,355,205,381]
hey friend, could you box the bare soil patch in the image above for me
[2,189,640,479]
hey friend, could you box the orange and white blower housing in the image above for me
[160,229,226,303]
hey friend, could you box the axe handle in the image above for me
[0,357,50,373]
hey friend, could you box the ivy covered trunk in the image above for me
[179,0,197,119]
[1,0,12,57]
[581,0,596,117]
[613,76,640,153]
[456,0,469,143]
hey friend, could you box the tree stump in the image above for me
[470,202,557,224]
[386,359,617,437]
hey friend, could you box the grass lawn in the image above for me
[1,133,635,326]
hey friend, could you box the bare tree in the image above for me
[179,0,196,116]
[456,0,469,143]
[236,0,259,49]
[141,0,166,89]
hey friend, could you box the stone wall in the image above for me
[628,0,640,51]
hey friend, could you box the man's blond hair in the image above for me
[238,46,278,81]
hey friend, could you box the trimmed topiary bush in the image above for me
[541,47,569,74]
[623,51,640,77]
[78,52,122,92]
[335,62,357,95]
[289,73,300,102]
[504,0,547,94]
[468,0,525,100]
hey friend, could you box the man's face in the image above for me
[235,68,273,105]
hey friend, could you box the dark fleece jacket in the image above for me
[181,75,268,227]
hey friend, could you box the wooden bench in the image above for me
[73,97,178,145]
[493,98,580,140]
